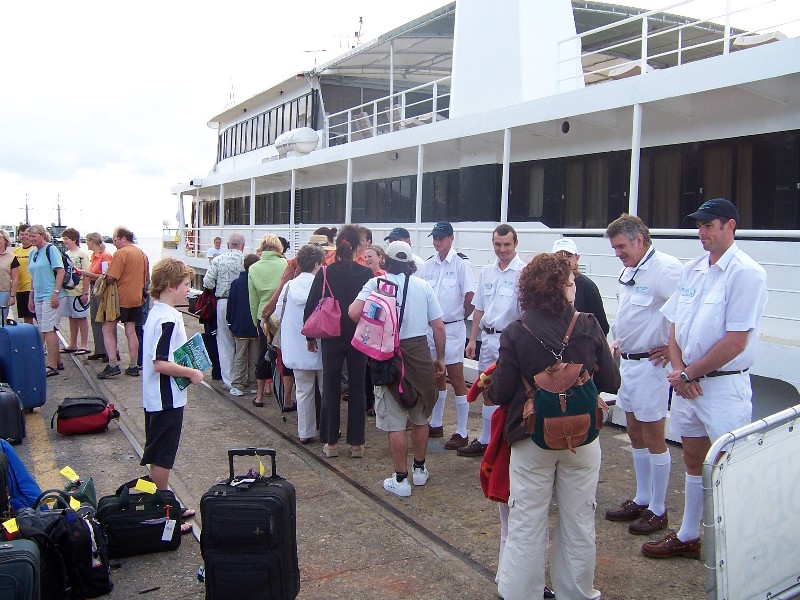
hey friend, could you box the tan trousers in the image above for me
[231,337,259,390]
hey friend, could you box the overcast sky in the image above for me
[2,0,796,238]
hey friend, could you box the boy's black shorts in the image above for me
[140,406,184,469]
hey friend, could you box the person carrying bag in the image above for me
[300,266,340,339]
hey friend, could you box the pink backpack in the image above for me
[351,278,400,361]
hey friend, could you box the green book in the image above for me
[172,333,212,391]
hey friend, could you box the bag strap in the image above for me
[278,281,290,321]
[397,274,410,331]
[519,311,580,362]
[321,266,335,300]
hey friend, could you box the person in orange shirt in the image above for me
[97,226,150,380]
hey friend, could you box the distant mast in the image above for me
[56,194,63,227]
[22,194,30,225]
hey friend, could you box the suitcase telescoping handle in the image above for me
[228,448,277,479]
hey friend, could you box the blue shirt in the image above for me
[28,245,67,302]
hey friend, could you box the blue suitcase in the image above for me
[0,315,46,411]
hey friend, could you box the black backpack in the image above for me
[43,244,81,291]
[46,508,113,599]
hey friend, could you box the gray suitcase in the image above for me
[0,539,40,600]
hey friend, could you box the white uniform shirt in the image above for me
[142,302,188,411]
[662,242,767,370]
[473,255,525,332]
[420,248,475,323]
[611,248,682,354]
[357,273,442,339]
[410,252,425,277]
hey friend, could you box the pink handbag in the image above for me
[300,266,341,339]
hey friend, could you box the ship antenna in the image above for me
[355,17,363,47]
[22,194,30,225]
[56,194,63,227]
[228,78,235,106]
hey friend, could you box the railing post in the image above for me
[347,109,352,143]
[432,81,438,118]
[324,114,330,148]
[629,103,643,216]
[678,28,683,66]
[373,101,379,137]
[501,129,511,223]
[723,0,731,55]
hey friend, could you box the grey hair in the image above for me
[228,232,245,248]
[605,214,652,247]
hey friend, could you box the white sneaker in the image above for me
[229,387,245,397]
[412,466,429,486]
[383,475,411,497]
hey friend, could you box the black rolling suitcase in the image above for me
[201,448,299,600]
[0,539,41,600]
[0,384,25,445]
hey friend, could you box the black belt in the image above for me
[444,319,463,325]
[482,327,502,335]
[621,352,651,360]
[701,368,749,378]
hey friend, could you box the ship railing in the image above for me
[324,76,451,147]
[557,0,798,87]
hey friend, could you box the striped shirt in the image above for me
[203,249,244,298]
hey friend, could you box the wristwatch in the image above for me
[679,370,692,383]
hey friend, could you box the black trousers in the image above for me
[255,326,273,381]
[320,337,366,445]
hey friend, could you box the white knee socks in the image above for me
[429,390,447,428]
[632,447,652,506]
[648,449,671,516]
[455,395,468,437]
[677,473,704,542]
[478,405,497,445]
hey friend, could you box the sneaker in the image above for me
[443,433,469,450]
[412,466,429,486]
[229,387,245,397]
[124,366,140,377]
[428,425,444,438]
[97,365,121,380]
[383,475,411,497]
[457,438,488,457]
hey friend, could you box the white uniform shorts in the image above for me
[478,331,501,372]
[428,320,467,365]
[670,373,752,441]
[616,358,670,422]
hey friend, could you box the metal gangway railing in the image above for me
[703,401,800,599]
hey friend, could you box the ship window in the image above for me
[352,176,415,223]
[254,192,291,225]
[223,196,250,225]
[298,185,345,224]
[202,200,219,226]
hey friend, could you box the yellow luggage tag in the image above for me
[2,518,18,535]
[60,466,80,483]
[69,497,81,511]
[135,479,158,494]
[258,456,265,477]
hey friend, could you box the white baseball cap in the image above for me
[552,238,579,255]
[386,240,413,262]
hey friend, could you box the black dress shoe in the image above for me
[87,353,105,361]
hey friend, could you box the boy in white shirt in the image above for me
[141,257,204,532]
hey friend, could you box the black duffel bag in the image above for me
[96,478,182,558]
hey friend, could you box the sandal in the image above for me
[74,348,91,355]
[282,404,297,413]
[181,508,196,519]
[60,347,77,353]
[252,399,264,407]
[180,522,193,535]
[46,366,59,377]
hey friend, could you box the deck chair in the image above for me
[350,111,374,140]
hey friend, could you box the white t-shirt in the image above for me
[661,242,767,370]
[207,246,224,261]
[142,301,188,411]
[357,273,442,339]
[420,248,475,323]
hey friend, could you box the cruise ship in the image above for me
[168,0,800,420]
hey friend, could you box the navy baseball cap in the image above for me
[686,199,739,222]
[384,227,410,241]
[428,221,454,237]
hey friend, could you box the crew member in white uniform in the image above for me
[465,224,525,457]
[643,198,767,559]
[604,214,682,536]
[422,222,475,451]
